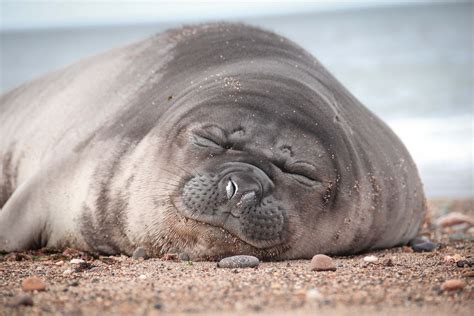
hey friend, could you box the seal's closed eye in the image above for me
[192,134,222,149]
[191,125,227,149]
[276,161,320,186]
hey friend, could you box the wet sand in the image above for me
[0,199,472,315]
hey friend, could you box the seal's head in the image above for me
[155,79,338,260]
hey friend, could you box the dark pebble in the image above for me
[217,255,260,268]
[154,303,162,310]
[382,258,394,266]
[411,241,438,252]
[409,237,438,252]
[74,262,94,272]
[178,253,190,261]
[69,280,80,287]
[13,294,34,306]
[132,247,147,260]
[456,260,470,268]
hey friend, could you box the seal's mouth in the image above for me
[170,197,285,250]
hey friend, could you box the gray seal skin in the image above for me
[0,23,426,260]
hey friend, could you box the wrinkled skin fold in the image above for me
[0,23,426,260]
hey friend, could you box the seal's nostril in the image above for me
[226,178,237,199]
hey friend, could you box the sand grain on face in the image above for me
[0,199,472,315]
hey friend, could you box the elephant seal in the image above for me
[0,23,426,260]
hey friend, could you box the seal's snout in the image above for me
[225,173,262,207]
[181,162,286,248]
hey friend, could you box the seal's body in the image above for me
[0,23,425,260]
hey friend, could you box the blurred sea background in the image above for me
[1,0,472,198]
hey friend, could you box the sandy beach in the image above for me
[0,198,472,315]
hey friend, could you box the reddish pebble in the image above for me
[21,277,46,291]
[310,254,336,271]
[441,279,466,291]
[162,253,178,261]
[437,212,474,227]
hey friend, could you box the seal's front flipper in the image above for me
[0,174,50,252]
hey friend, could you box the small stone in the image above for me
[410,237,438,252]
[138,274,147,280]
[5,253,32,261]
[443,254,465,264]
[70,258,85,264]
[382,258,394,266]
[363,255,378,263]
[310,254,336,271]
[132,247,147,259]
[217,255,260,268]
[74,261,93,272]
[162,253,178,261]
[461,271,474,278]
[441,279,466,291]
[153,303,162,310]
[456,260,468,268]
[21,277,46,291]
[412,241,438,252]
[13,294,34,306]
[437,212,474,227]
[178,253,190,261]
[55,260,64,266]
[306,288,323,301]
[69,280,80,287]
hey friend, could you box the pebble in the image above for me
[382,258,394,266]
[74,261,94,272]
[437,212,474,227]
[63,269,73,275]
[310,254,336,271]
[12,294,34,306]
[444,254,465,264]
[69,280,80,287]
[441,279,466,291]
[138,274,147,280]
[21,276,46,291]
[162,253,178,261]
[217,255,260,268]
[55,260,64,266]
[132,247,147,260]
[409,236,438,252]
[411,241,438,252]
[70,258,85,264]
[363,255,378,263]
[179,253,190,261]
[461,271,474,278]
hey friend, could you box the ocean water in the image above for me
[1,3,472,197]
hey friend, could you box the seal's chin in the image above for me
[171,198,284,250]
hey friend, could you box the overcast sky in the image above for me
[0,0,440,31]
